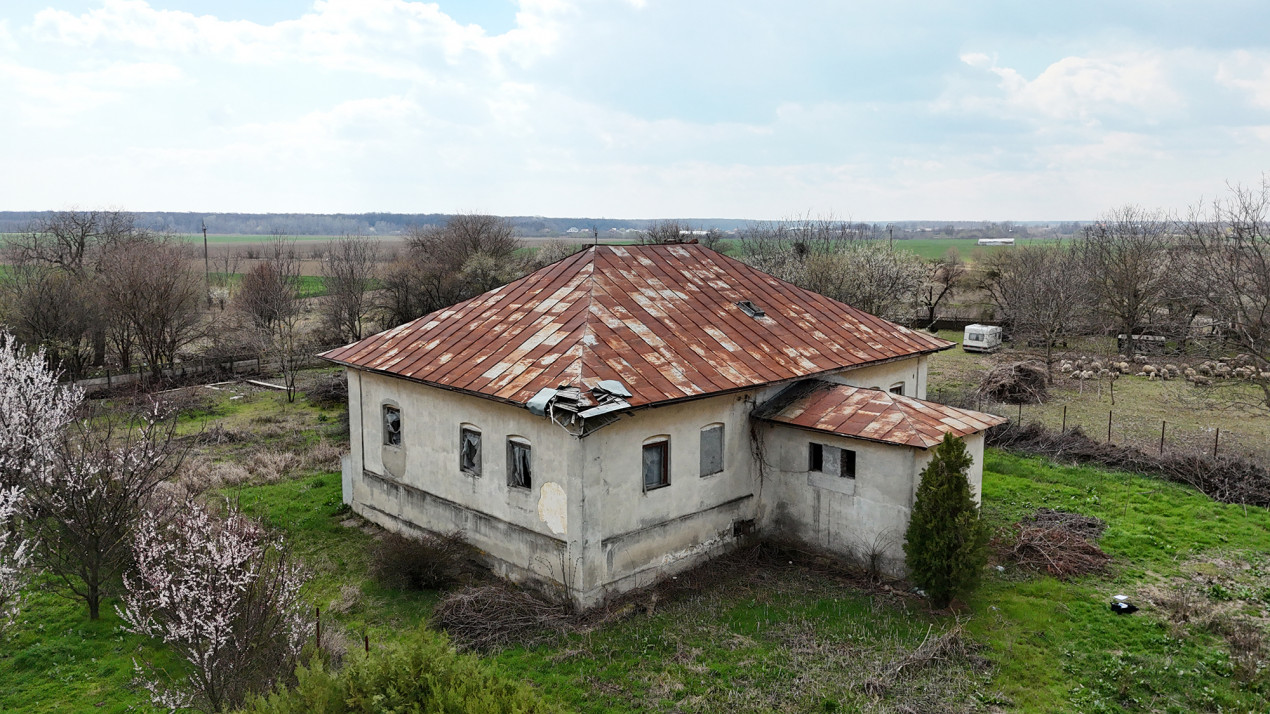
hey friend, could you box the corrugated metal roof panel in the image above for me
[754,380,1008,449]
[320,245,953,408]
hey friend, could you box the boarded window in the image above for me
[382,405,401,446]
[700,424,724,476]
[809,442,856,479]
[459,427,481,475]
[643,439,670,490]
[507,439,532,489]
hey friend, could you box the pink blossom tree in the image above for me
[0,486,32,635]
[25,411,185,619]
[120,503,307,712]
[0,330,83,491]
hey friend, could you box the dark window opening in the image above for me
[382,405,401,446]
[508,440,532,489]
[889,383,905,396]
[643,440,670,491]
[809,442,856,479]
[700,424,724,476]
[460,428,481,475]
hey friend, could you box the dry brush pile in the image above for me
[987,421,1270,508]
[997,508,1111,579]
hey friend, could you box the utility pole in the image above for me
[887,223,894,249]
[202,220,211,307]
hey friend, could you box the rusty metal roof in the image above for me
[754,380,1007,448]
[320,244,952,409]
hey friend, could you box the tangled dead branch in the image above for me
[977,361,1048,404]
[863,620,988,698]
[431,584,570,652]
[1001,524,1111,579]
[988,421,1270,507]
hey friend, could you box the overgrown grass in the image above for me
[5,378,1269,713]
[209,272,328,298]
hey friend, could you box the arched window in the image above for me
[459,424,481,476]
[507,436,532,489]
[642,436,670,491]
[382,404,401,446]
[700,423,724,476]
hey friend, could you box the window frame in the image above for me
[889,382,905,396]
[507,437,532,490]
[459,426,482,476]
[382,404,402,447]
[809,441,857,479]
[699,423,724,477]
[642,437,671,492]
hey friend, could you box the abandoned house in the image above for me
[321,244,1006,608]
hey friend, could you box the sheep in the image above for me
[1090,360,1104,372]
[1142,365,1158,375]
[1184,367,1197,378]
[1197,363,1213,376]
[1191,375,1212,386]
[1134,355,1149,364]
[1164,364,1180,376]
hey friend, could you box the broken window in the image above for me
[459,427,481,476]
[507,438,532,489]
[382,405,401,447]
[643,438,670,491]
[700,424,724,476]
[809,442,856,479]
[889,382,905,396]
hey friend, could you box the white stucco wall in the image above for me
[340,351,985,607]
[346,370,583,590]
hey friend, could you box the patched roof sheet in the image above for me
[754,380,1007,448]
[320,244,952,408]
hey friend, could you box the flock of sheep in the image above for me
[1057,354,1270,386]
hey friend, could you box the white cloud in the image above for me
[956,51,1183,124]
[1216,50,1270,109]
[27,0,569,79]
[0,60,183,125]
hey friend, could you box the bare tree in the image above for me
[6,209,151,366]
[120,503,307,713]
[915,249,968,327]
[319,236,378,343]
[379,214,524,326]
[0,264,99,378]
[979,242,1090,380]
[1181,179,1270,407]
[531,239,587,269]
[406,213,519,274]
[0,486,32,636]
[25,411,185,620]
[97,240,205,380]
[235,239,308,401]
[1075,205,1177,354]
[640,219,690,244]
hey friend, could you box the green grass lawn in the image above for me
[3,381,1268,713]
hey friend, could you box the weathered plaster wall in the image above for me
[345,369,581,590]
[826,354,930,399]
[574,390,775,604]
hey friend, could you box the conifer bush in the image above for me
[903,434,989,609]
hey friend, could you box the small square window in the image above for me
[382,405,401,446]
[460,428,481,476]
[643,440,670,490]
[507,439,532,489]
[700,424,724,476]
[809,442,856,479]
[889,383,905,396]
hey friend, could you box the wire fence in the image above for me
[929,386,1270,465]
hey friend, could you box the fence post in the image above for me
[364,634,370,654]
[1160,420,1166,456]
[1061,405,1067,434]
[1214,428,1220,458]
[315,606,321,650]
[1017,403,1022,424]
[1107,410,1113,444]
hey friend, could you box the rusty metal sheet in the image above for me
[319,245,953,409]
[755,380,1008,449]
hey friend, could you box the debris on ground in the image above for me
[999,508,1111,579]
[977,361,1049,404]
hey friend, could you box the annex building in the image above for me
[321,244,1005,607]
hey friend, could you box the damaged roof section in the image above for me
[320,244,952,409]
[754,380,1008,449]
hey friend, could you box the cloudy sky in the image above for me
[2,0,1269,220]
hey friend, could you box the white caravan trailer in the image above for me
[963,324,1003,353]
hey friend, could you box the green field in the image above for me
[2,373,1267,713]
